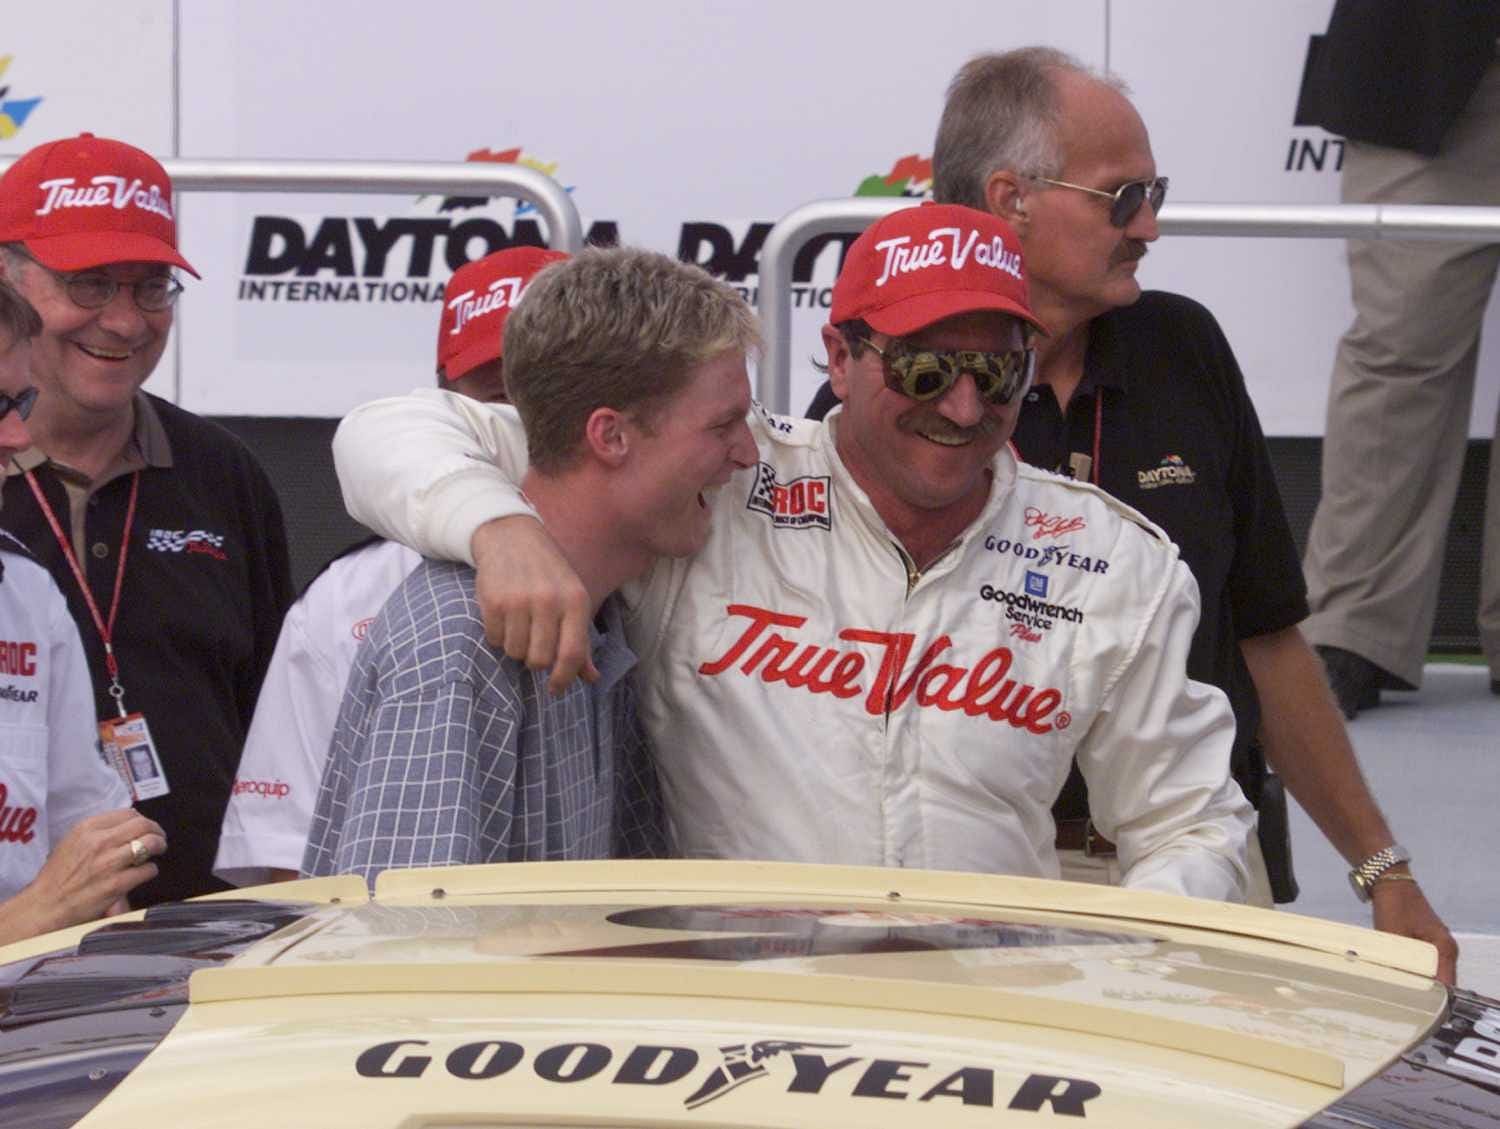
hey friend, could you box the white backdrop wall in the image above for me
[3,0,1498,435]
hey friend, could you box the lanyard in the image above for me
[1011,386,1103,486]
[23,469,140,716]
[1086,391,1102,485]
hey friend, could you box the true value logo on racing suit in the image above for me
[696,604,1070,733]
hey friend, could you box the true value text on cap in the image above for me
[35,176,174,221]
[873,226,1023,288]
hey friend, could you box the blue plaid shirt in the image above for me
[302,559,667,884]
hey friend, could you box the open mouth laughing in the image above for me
[74,342,136,362]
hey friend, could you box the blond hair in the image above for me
[504,246,761,473]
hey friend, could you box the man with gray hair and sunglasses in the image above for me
[849,46,1451,979]
[332,202,1256,903]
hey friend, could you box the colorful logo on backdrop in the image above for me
[0,55,44,140]
[238,143,616,308]
[678,154,934,309]
[853,154,933,198]
[414,147,577,219]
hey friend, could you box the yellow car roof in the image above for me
[19,860,1464,1129]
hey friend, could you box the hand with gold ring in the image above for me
[0,809,167,946]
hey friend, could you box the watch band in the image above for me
[1348,844,1412,902]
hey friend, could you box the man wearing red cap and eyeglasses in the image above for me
[0,277,168,944]
[214,246,564,887]
[332,203,1254,900]
[0,134,293,906]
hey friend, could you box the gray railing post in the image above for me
[0,157,584,251]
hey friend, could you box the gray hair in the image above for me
[503,246,761,474]
[932,47,1127,210]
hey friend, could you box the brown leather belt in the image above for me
[1054,818,1116,857]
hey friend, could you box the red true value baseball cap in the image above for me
[829,203,1045,337]
[437,246,568,380]
[0,133,199,277]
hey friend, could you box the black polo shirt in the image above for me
[2,394,293,905]
[805,290,1308,810]
[1017,291,1309,815]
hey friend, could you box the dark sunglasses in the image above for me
[0,386,38,423]
[859,336,1035,407]
[1032,175,1169,228]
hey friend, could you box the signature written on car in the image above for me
[355,1037,1102,1115]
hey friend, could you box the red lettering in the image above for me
[0,641,37,677]
[807,481,827,514]
[764,643,838,691]
[841,628,916,715]
[886,636,952,713]
[742,632,796,677]
[916,663,967,710]
[824,651,866,698]
[1018,689,1062,733]
[772,485,789,513]
[698,605,809,676]
[698,605,1065,731]
[0,782,38,844]
[1023,507,1086,541]
[963,648,1013,717]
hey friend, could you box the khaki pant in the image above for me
[1057,833,1276,909]
[1303,58,1500,685]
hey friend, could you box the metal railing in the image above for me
[756,199,1500,413]
[0,157,585,251]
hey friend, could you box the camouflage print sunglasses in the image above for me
[859,336,1036,406]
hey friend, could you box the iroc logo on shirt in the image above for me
[1024,571,1049,599]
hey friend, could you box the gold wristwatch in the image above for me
[1348,844,1412,902]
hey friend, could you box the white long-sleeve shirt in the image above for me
[0,536,131,901]
[333,391,1253,901]
[214,538,420,886]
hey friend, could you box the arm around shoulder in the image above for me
[333,389,537,564]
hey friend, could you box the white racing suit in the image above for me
[0,535,131,900]
[334,393,1253,901]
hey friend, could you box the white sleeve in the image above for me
[333,388,535,565]
[214,598,337,886]
[1076,558,1254,902]
[46,591,129,836]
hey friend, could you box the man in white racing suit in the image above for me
[333,204,1254,900]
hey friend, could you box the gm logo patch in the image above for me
[746,462,831,530]
[1024,570,1049,598]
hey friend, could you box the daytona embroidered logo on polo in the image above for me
[1136,455,1198,489]
[147,529,228,559]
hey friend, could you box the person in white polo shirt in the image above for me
[214,246,565,886]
